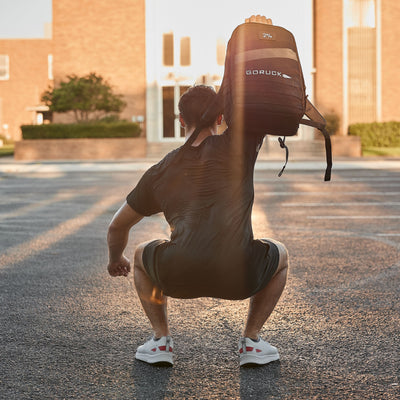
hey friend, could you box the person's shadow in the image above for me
[131,359,173,400]
[240,361,282,399]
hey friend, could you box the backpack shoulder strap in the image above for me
[300,98,332,181]
[301,98,326,129]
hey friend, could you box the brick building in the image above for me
[315,0,400,134]
[52,0,146,125]
[0,0,399,142]
[0,39,53,140]
[0,0,146,141]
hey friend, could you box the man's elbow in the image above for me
[107,201,144,237]
[107,218,128,237]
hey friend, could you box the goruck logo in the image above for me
[246,70,292,79]
[261,32,273,39]
[259,32,274,40]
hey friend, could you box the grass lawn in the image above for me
[363,147,400,157]
[0,145,14,157]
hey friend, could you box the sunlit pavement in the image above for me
[0,158,399,399]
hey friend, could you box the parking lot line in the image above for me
[308,215,400,219]
[283,202,400,207]
[258,191,400,196]
[0,192,76,220]
[0,195,120,270]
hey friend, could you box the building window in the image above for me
[216,38,226,66]
[48,54,53,80]
[347,0,376,27]
[163,33,174,66]
[0,55,10,80]
[180,37,191,66]
[346,0,377,124]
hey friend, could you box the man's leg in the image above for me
[243,239,289,340]
[134,241,169,338]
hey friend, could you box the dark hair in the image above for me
[178,85,217,128]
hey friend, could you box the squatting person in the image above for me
[107,16,289,367]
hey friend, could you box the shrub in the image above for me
[99,114,121,123]
[21,122,141,140]
[324,112,340,136]
[348,121,400,148]
[41,73,126,122]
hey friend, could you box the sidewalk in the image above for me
[0,154,399,174]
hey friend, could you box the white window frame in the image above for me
[0,55,10,80]
[48,54,53,80]
[343,0,379,130]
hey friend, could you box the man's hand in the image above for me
[245,15,273,25]
[107,255,131,277]
[107,202,143,277]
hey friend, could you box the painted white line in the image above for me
[308,216,400,219]
[329,177,400,181]
[258,191,400,196]
[0,195,121,270]
[255,160,400,171]
[319,183,400,187]
[255,178,400,183]
[0,192,76,220]
[283,202,400,207]
[291,191,396,195]
[377,233,400,237]
[0,162,153,174]
[1,159,399,174]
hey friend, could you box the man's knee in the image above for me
[272,241,289,276]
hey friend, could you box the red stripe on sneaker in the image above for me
[151,348,156,352]
[256,349,262,353]
[239,346,255,353]
[158,346,173,352]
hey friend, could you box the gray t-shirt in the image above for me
[127,129,278,299]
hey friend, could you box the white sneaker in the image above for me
[239,337,280,366]
[135,336,174,366]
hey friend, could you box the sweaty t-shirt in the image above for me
[126,128,278,300]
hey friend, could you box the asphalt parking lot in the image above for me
[0,158,399,399]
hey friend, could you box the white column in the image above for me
[342,0,349,136]
[145,0,162,142]
[376,0,382,122]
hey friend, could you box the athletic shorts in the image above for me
[142,238,281,299]
[254,239,280,295]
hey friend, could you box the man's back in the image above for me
[127,129,276,299]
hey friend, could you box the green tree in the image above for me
[41,73,126,122]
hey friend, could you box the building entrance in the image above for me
[162,84,190,139]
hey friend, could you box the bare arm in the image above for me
[107,201,144,277]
